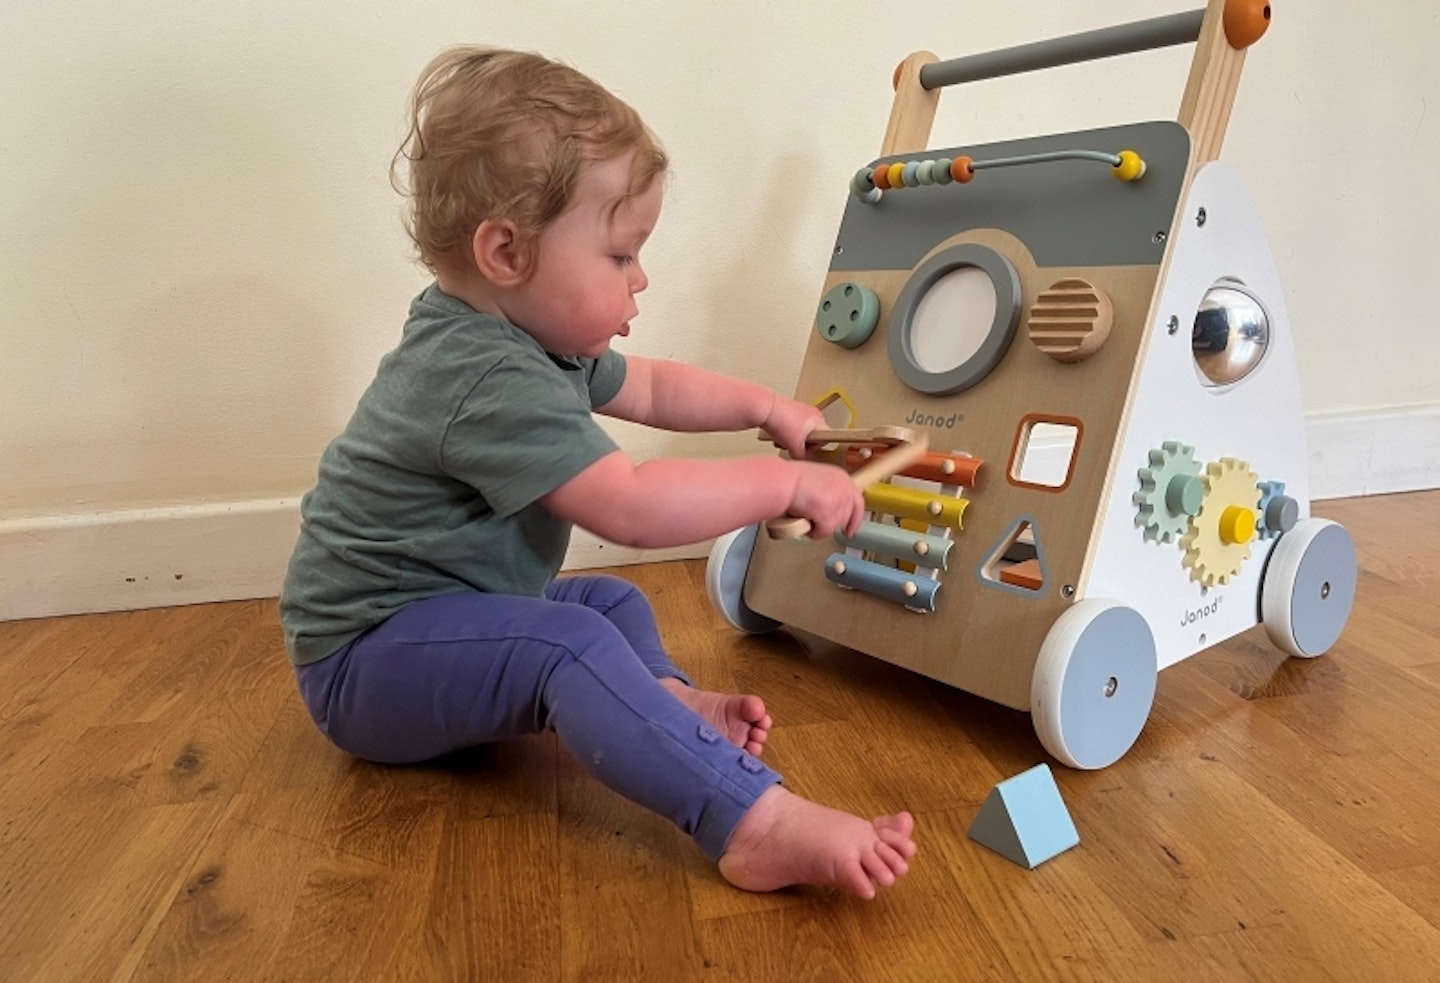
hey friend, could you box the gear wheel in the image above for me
[1255,480,1298,540]
[1134,441,1203,543]
[1181,458,1262,586]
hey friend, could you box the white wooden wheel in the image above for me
[1261,518,1357,658]
[705,525,780,634]
[1032,598,1158,770]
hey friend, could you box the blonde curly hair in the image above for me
[391,47,668,276]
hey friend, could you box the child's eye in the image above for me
[612,255,634,268]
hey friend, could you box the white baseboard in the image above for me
[562,530,711,571]
[4,405,1437,622]
[0,500,304,622]
[0,501,706,622]
[1305,405,1440,499]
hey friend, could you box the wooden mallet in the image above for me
[766,426,930,540]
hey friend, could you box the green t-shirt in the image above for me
[280,284,626,665]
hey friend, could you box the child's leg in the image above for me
[544,574,688,683]
[297,589,918,896]
[295,590,779,859]
[546,574,772,756]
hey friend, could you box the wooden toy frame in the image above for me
[708,0,1359,770]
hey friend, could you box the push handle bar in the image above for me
[919,9,1205,90]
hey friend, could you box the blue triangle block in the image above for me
[968,763,1079,869]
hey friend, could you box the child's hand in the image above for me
[788,461,867,539]
[761,396,827,459]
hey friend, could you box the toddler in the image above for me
[280,46,916,898]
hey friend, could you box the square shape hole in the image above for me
[1009,416,1081,491]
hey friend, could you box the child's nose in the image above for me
[630,263,648,293]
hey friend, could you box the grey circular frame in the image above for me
[887,244,1023,396]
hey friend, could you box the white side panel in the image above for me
[1086,162,1311,670]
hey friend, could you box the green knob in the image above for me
[1166,473,1204,516]
[816,281,880,349]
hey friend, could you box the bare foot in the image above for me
[659,678,771,757]
[718,786,916,899]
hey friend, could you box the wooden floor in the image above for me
[2,490,1439,981]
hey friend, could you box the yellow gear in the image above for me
[1180,458,1261,586]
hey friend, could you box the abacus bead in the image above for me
[872,164,891,190]
[916,160,935,184]
[1113,149,1146,181]
[851,167,876,196]
[933,158,954,184]
[951,156,974,183]
[888,162,906,188]
[901,161,920,187]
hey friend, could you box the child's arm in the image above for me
[540,450,865,550]
[556,355,861,548]
[598,356,820,459]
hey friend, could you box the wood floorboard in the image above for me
[2,491,1439,980]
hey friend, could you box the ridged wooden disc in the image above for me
[1027,278,1114,363]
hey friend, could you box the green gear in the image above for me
[1134,441,1203,544]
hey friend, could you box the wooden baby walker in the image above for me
[707,0,1358,769]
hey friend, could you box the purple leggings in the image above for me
[294,574,781,860]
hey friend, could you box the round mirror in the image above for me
[889,244,1022,396]
[1192,283,1270,387]
[910,267,997,374]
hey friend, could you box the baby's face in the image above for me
[508,154,663,358]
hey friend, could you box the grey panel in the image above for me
[831,121,1190,272]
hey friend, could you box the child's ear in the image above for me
[471,220,528,286]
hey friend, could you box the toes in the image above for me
[875,811,915,836]
[843,863,878,900]
[874,840,910,877]
[739,695,767,723]
[859,849,898,889]
[877,826,917,859]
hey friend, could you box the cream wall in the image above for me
[2,2,1438,608]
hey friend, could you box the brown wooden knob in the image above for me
[1027,278,1113,364]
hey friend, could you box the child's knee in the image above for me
[583,573,646,608]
